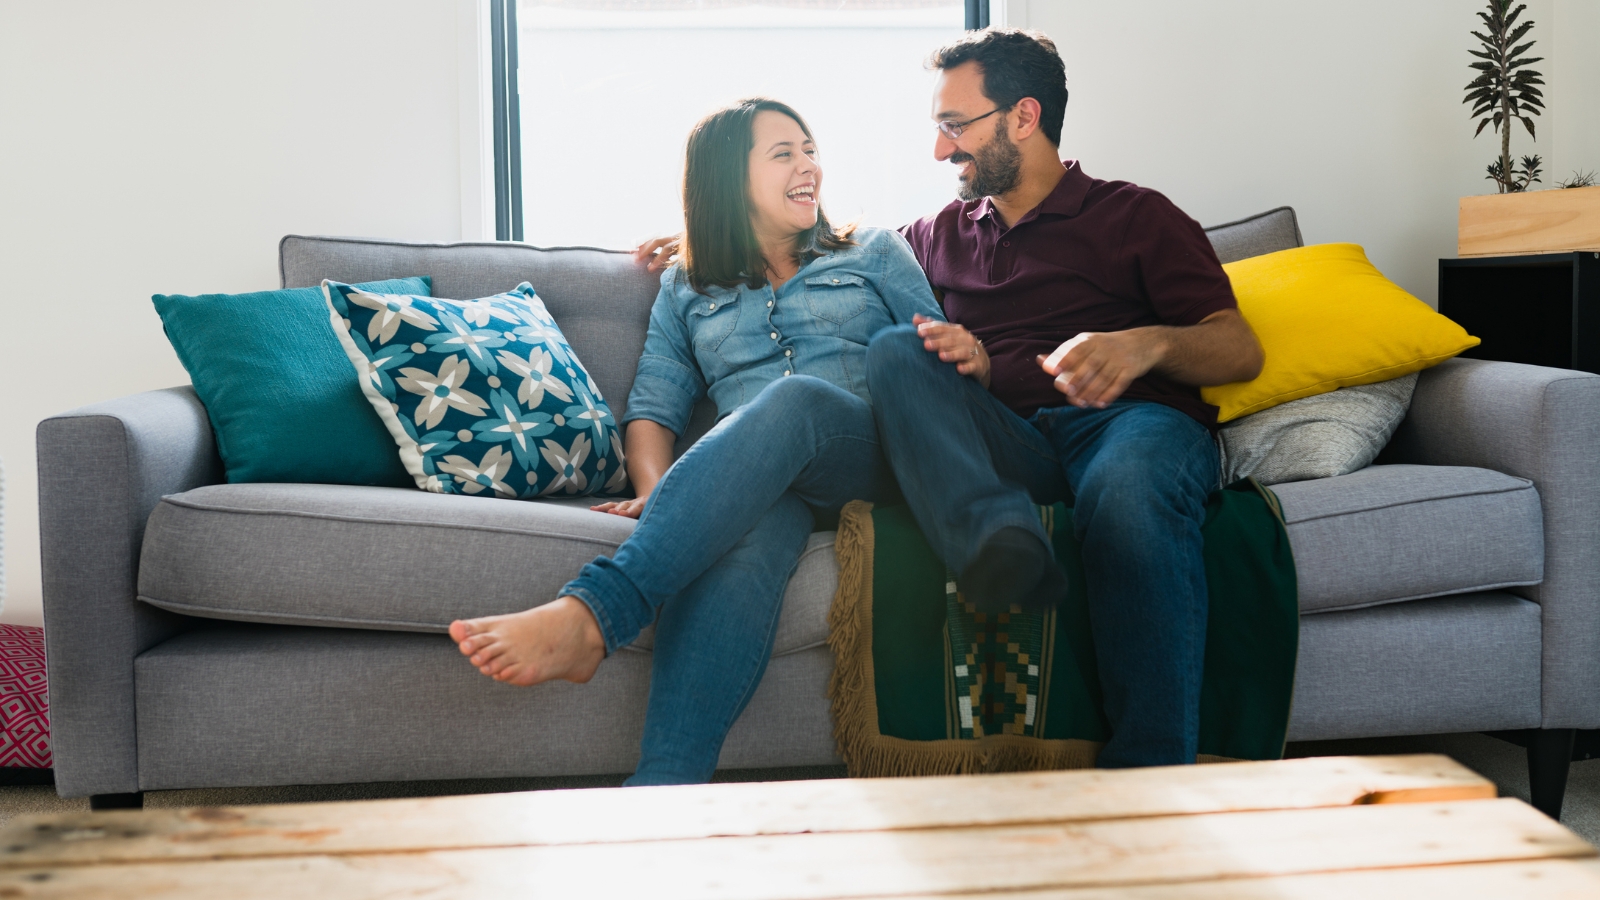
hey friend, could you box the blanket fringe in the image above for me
[825,501,883,775]
[826,501,1104,777]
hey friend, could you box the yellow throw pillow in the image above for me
[1202,243,1479,422]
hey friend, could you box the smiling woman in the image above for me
[680,100,857,292]
[516,0,964,248]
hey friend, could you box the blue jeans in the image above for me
[561,375,895,785]
[865,325,1219,768]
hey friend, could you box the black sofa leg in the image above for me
[1528,728,1575,820]
[89,792,143,811]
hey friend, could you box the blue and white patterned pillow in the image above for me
[323,280,627,500]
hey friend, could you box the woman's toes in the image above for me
[470,640,508,666]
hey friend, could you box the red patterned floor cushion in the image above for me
[0,625,49,768]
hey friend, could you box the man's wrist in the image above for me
[1133,326,1172,374]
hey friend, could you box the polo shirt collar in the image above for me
[966,159,1092,222]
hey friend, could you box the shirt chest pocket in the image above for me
[803,273,871,326]
[686,296,740,354]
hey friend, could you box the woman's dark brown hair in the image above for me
[679,98,856,292]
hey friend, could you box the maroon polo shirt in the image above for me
[900,161,1237,426]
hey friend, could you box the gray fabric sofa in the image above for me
[38,208,1600,817]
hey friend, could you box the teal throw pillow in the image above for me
[154,276,432,486]
[323,280,628,499]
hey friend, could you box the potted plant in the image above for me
[1457,0,1600,256]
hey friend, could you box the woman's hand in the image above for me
[633,236,681,273]
[589,420,675,521]
[914,314,990,386]
[590,496,648,519]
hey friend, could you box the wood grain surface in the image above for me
[0,799,1586,900]
[1459,185,1600,256]
[0,755,1493,868]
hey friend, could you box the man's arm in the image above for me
[1040,309,1263,410]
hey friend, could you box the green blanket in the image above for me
[826,480,1298,776]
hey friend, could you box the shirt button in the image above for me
[784,370,792,376]
[832,278,840,284]
[784,349,792,357]
[771,332,778,340]
[767,300,773,308]
[1003,241,1011,247]
[708,302,716,310]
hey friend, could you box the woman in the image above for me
[449,98,941,785]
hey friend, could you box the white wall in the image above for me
[1007,0,1600,303]
[0,2,473,626]
[1550,0,1600,184]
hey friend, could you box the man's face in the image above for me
[932,60,1022,201]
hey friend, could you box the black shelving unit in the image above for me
[1438,251,1600,373]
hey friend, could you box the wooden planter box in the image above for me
[1459,185,1600,257]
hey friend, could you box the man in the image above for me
[865,28,1264,768]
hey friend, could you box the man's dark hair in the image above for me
[929,28,1068,146]
[679,97,855,292]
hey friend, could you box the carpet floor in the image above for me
[0,733,1593,845]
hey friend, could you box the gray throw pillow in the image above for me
[1218,373,1418,486]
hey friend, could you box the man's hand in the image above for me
[1039,330,1165,409]
[590,497,647,519]
[1039,309,1264,409]
[914,314,990,386]
[633,236,681,273]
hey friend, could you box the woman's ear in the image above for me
[1011,97,1043,142]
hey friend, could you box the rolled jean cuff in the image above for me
[560,559,653,655]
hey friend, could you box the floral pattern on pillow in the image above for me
[324,280,627,500]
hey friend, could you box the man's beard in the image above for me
[952,119,1022,201]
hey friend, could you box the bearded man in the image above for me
[865,28,1265,768]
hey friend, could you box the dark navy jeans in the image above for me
[866,324,1219,767]
[561,375,896,785]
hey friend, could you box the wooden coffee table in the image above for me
[0,755,1594,898]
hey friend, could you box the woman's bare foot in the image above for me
[448,597,605,687]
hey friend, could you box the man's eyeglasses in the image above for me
[936,106,1008,140]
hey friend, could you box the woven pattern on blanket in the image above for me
[826,480,1298,777]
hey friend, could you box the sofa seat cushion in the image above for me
[1275,464,1542,614]
[137,484,835,657]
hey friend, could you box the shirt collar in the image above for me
[966,159,1092,223]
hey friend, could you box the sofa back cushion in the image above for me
[282,210,1301,455]
[1203,206,1304,263]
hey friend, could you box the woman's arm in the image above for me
[590,419,676,518]
[876,229,944,326]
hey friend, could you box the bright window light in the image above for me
[518,0,964,250]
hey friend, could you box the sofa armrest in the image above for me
[37,387,223,797]
[1385,357,1600,729]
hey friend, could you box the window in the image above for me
[515,0,966,249]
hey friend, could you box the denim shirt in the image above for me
[624,226,943,434]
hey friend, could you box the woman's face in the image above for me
[746,110,822,243]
